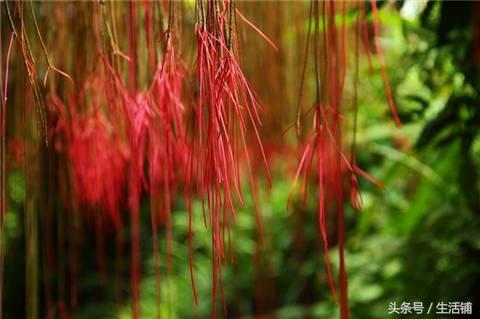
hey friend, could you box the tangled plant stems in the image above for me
[50,81,129,231]
[292,2,399,319]
[189,0,271,313]
[48,1,188,317]
[2,1,74,317]
[0,1,401,318]
[0,30,16,319]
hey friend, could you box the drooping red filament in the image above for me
[50,75,130,230]
[147,42,189,312]
[190,0,271,312]
[290,2,402,319]
[370,0,402,127]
